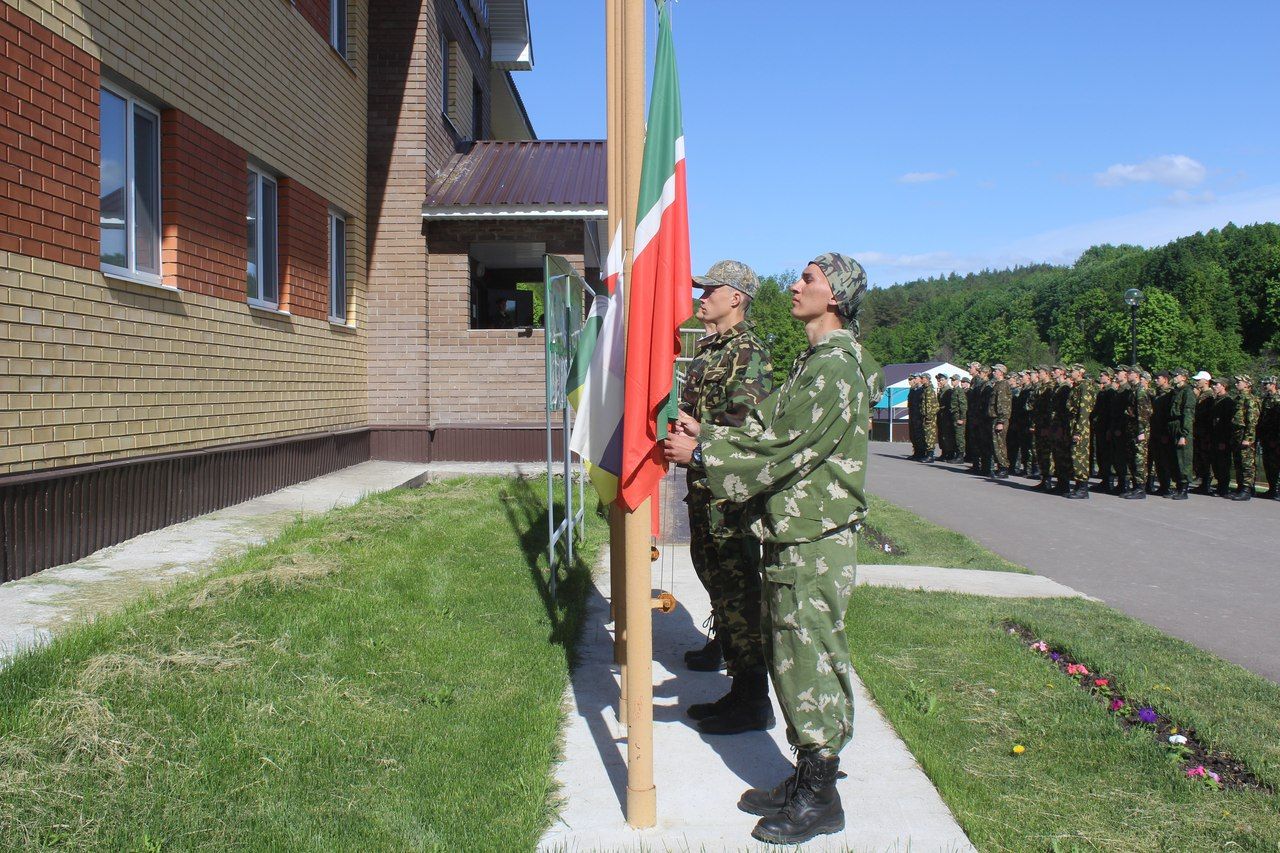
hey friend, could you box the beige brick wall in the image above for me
[424,219,588,426]
[0,253,366,472]
[1,0,370,474]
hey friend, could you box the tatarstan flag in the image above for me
[617,0,691,512]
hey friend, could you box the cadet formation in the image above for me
[904,365,1280,502]
[663,254,883,845]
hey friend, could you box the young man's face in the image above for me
[790,264,835,323]
[695,284,740,325]
[1214,382,1227,396]
[1099,374,1111,387]
[1156,376,1170,390]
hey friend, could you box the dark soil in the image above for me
[1002,621,1272,794]
[859,523,904,556]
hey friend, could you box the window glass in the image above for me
[99,89,127,269]
[329,214,347,321]
[260,177,278,304]
[246,172,259,298]
[132,107,160,274]
[332,0,347,56]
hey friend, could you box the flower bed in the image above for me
[1003,622,1271,793]
[858,523,904,556]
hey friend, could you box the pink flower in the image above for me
[1186,765,1206,778]
[1065,663,1090,676]
[1095,678,1109,687]
[1031,641,1049,653]
[1110,698,1124,711]
[1208,770,1221,783]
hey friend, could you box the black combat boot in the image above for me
[1191,480,1210,495]
[751,751,844,845]
[1112,477,1129,495]
[1171,484,1189,500]
[923,451,936,463]
[1096,476,1113,493]
[1146,477,1159,495]
[1066,481,1089,499]
[698,666,774,735]
[685,635,723,672]
[1155,483,1171,497]
[993,466,1009,479]
[1053,478,1070,495]
[1230,488,1252,502]
[1123,483,1146,499]
[688,678,739,722]
[1030,463,1040,478]
[739,762,799,817]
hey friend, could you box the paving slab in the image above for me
[0,460,473,664]
[540,544,976,852]
[859,564,1091,599]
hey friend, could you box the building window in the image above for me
[440,34,450,107]
[468,242,545,330]
[329,212,347,322]
[330,0,347,57]
[246,168,279,306]
[99,84,161,281]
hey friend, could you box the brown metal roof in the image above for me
[423,140,606,217]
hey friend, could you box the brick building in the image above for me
[1,0,604,581]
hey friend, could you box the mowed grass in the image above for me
[0,476,608,851]
[847,587,1280,851]
[858,494,1028,573]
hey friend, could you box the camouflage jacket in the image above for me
[988,379,1012,425]
[1030,383,1055,428]
[1167,384,1196,440]
[679,320,774,530]
[1232,391,1259,440]
[1068,380,1096,436]
[700,329,884,544]
[1259,391,1280,441]
[921,384,939,420]
[951,384,969,421]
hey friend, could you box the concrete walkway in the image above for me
[859,563,1089,598]
[865,442,1280,683]
[541,544,978,852]
[0,461,550,664]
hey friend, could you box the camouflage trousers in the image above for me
[1071,429,1091,481]
[1125,432,1148,482]
[1232,441,1257,492]
[954,418,967,456]
[689,502,764,674]
[761,530,857,757]
[992,424,1009,467]
[923,415,937,453]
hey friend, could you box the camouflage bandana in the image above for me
[811,252,867,332]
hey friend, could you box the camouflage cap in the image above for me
[1212,376,1230,387]
[693,259,759,298]
[1263,375,1278,385]
[1155,370,1170,380]
[1233,374,1253,385]
[1052,364,1065,372]
[1099,367,1113,377]
[1069,363,1086,373]
[810,252,867,329]
[951,374,963,381]
[1140,370,1152,381]
[992,363,1008,373]
[1172,367,1189,378]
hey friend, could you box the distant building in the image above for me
[1,0,603,581]
[872,362,971,442]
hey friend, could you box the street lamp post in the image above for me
[1123,288,1145,365]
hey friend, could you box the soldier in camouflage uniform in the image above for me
[1122,369,1154,499]
[664,252,882,845]
[935,374,954,461]
[1065,364,1096,498]
[1166,368,1196,499]
[989,364,1012,478]
[1030,366,1055,489]
[1257,376,1280,500]
[906,375,923,459]
[1092,369,1115,492]
[951,375,969,462]
[1106,366,1133,493]
[1050,365,1073,494]
[1192,371,1217,493]
[974,365,995,475]
[678,260,776,733]
[1210,377,1237,496]
[1229,375,1260,501]
[920,374,939,462]
[1149,372,1175,495]
[1007,372,1026,475]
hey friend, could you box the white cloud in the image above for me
[1094,154,1207,189]
[860,183,1280,286]
[1164,189,1217,206]
[897,170,955,184]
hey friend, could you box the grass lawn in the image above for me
[0,476,608,851]
[858,494,1028,573]
[847,587,1280,851]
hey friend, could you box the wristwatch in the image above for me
[690,442,704,467]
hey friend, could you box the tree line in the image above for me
[742,222,1280,380]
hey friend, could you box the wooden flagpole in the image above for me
[620,0,655,829]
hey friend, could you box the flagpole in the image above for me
[620,0,656,830]
[605,0,628,728]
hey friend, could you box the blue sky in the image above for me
[518,1,1280,287]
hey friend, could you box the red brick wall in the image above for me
[160,110,248,300]
[0,4,100,268]
[278,177,329,320]
[294,0,330,44]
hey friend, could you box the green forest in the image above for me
[743,222,1280,378]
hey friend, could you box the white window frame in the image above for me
[330,0,347,57]
[99,82,162,286]
[246,167,279,309]
[328,211,348,324]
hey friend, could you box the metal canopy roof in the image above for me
[422,140,606,219]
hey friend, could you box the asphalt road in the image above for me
[865,442,1280,683]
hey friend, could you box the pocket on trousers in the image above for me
[763,564,797,586]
